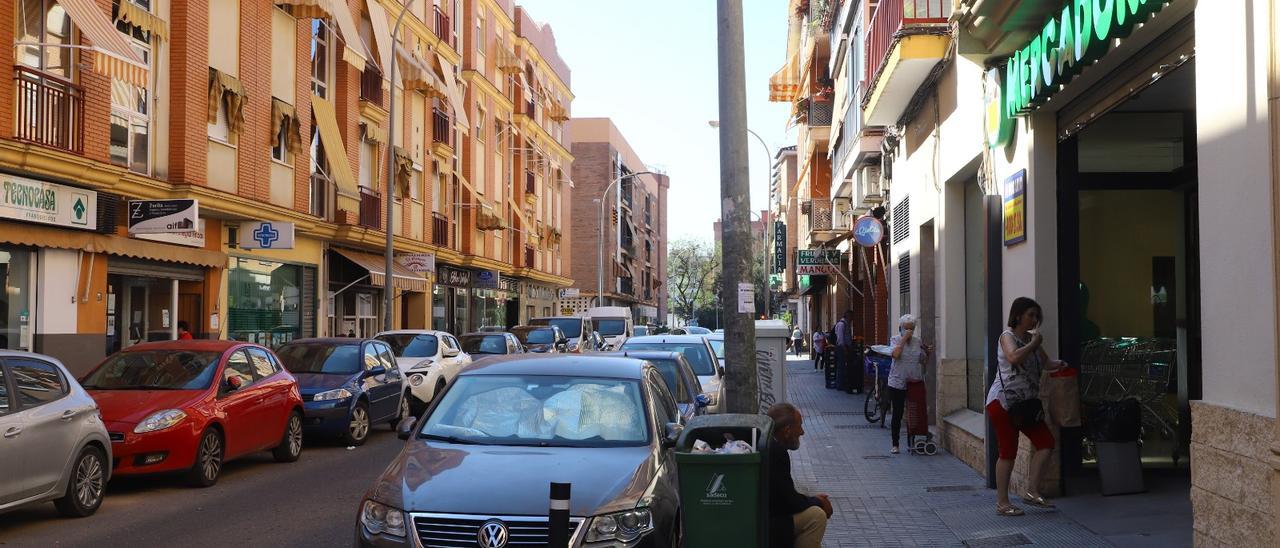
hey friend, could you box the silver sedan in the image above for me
[0,351,111,517]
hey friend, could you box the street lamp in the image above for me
[598,170,654,308]
[709,120,773,317]
[383,0,418,331]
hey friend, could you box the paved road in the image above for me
[0,425,404,547]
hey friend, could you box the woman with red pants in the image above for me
[988,297,1067,516]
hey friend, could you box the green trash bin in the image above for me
[675,414,773,548]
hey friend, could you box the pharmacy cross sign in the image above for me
[253,223,280,248]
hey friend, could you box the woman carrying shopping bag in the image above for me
[988,297,1068,516]
[888,314,931,454]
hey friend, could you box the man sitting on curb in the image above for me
[767,403,833,548]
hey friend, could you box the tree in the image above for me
[667,238,719,324]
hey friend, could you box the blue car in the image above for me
[276,338,408,446]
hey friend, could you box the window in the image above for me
[359,139,376,189]
[246,347,278,379]
[476,108,486,142]
[110,1,153,174]
[310,123,328,178]
[647,373,678,426]
[208,98,231,143]
[376,343,397,370]
[310,20,333,99]
[411,165,423,201]
[224,350,255,387]
[272,118,289,162]
[433,167,447,213]
[0,366,8,414]
[362,344,382,371]
[9,359,67,407]
[476,13,485,55]
[16,0,73,76]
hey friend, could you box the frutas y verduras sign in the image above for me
[1004,0,1169,119]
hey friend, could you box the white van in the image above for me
[588,306,633,351]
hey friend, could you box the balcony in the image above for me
[359,67,383,104]
[808,99,833,127]
[432,212,449,247]
[14,66,84,154]
[525,171,536,195]
[359,187,381,229]
[310,174,335,221]
[434,6,455,50]
[862,0,951,126]
[524,245,535,269]
[432,109,451,147]
[619,277,635,297]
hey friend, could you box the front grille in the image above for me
[412,513,582,547]
[108,432,125,442]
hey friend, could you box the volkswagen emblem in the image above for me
[476,519,508,548]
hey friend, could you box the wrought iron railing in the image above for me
[432,212,449,246]
[359,187,381,229]
[865,0,950,83]
[434,6,454,50]
[360,67,383,104]
[432,108,451,147]
[806,199,833,231]
[13,65,83,153]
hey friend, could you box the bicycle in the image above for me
[863,350,891,426]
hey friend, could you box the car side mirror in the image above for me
[718,365,726,377]
[396,416,418,440]
[366,365,387,377]
[695,394,711,408]
[662,422,683,450]
[224,376,243,391]
[442,348,460,358]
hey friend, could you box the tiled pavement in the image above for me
[783,355,1117,547]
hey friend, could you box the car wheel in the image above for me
[343,402,371,446]
[186,429,224,488]
[54,445,106,517]
[272,411,303,463]
[433,379,447,402]
[389,394,411,427]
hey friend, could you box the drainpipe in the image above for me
[1268,0,1280,525]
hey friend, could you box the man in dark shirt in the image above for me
[767,403,832,548]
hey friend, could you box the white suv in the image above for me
[374,330,471,414]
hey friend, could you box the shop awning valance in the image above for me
[332,248,428,292]
[271,98,302,153]
[56,0,149,87]
[396,49,447,99]
[497,47,522,73]
[275,0,370,72]
[115,0,168,41]
[0,220,225,269]
[435,53,470,135]
[769,51,799,102]
[476,205,506,231]
[361,121,387,144]
[208,68,246,144]
[311,95,359,195]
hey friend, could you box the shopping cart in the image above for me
[1079,337,1180,461]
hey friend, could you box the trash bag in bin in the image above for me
[1087,398,1142,442]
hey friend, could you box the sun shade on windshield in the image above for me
[81,351,221,390]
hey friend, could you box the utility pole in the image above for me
[716,0,759,414]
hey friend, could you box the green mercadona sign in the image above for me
[1004,0,1170,118]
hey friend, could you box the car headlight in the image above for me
[133,409,187,434]
[313,388,353,402]
[409,359,434,371]
[360,500,407,538]
[584,508,653,543]
[409,373,425,386]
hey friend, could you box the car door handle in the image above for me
[61,409,79,421]
[3,427,21,438]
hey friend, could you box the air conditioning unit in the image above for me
[832,197,853,231]
[856,164,883,208]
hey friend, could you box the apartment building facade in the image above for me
[0,0,572,375]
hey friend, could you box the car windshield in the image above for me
[81,351,221,390]
[422,375,649,447]
[595,319,627,336]
[621,342,716,376]
[685,327,711,334]
[276,344,360,375]
[647,359,690,403]
[545,318,584,337]
[524,329,555,344]
[376,334,439,358]
[708,339,725,359]
[460,335,508,354]
[634,326,649,337]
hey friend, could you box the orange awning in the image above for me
[769,51,800,102]
[332,248,428,292]
[435,52,470,134]
[311,95,358,195]
[0,220,225,268]
[277,0,370,71]
[57,0,148,87]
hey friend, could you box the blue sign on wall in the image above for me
[852,216,884,247]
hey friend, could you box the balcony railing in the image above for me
[432,212,449,246]
[524,245,535,269]
[806,199,833,231]
[310,174,335,221]
[865,0,950,84]
[434,6,454,50]
[432,109,451,147]
[525,171,536,195]
[809,99,833,126]
[526,98,537,117]
[359,187,381,229]
[619,277,635,296]
[14,66,83,154]
[360,67,383,104]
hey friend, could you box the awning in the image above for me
[496,47,521,73]
[436,52,470,134]
[364,0,394,72]
[277,0,370,71]
[57,0,148,87]
[271,98,302,153]
[396,49,446,99]
[115,0,168,41]
[0,220,225,269]
[361,121,386,144]
[769,51,799,102]
[311,95,358,195]
[332,248,428,292]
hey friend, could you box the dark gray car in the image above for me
[600,351,708,424]
[356,355,684,547]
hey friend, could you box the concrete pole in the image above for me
[385,1,417,332]
[716,0,759,414]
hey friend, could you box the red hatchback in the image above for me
[79,340,304,487]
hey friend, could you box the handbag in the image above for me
[997,333,1044,428]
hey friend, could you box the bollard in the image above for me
[548,482,571,548]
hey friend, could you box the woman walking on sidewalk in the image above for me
[887,314,931,454]
[988,297,1068,516]
[792,326,804,356]
[812,327,827,370]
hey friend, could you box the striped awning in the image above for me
[57,0,148,87]
[115,0,168,41]
[311,95,359,195]
[332,248,428,292]
[769,51,800,102]
[435,53,470,135]
[397,49,447,99]
[364,0,394,72]
[497,48,522,73]
[276,0,370,72]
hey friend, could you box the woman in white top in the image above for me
[888,314,931,454]
[791,327,804,356]
[987,297,1067,516]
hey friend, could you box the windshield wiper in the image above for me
[421,434,490,445]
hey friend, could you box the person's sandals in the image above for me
[890,446,900,454]
[996,503,1025,516]
[1021,492,1055,508]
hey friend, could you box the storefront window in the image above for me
[453,288,469,335]
[228,258,315,348]
[0,248,34,351]
[472,289,508,331]
[432,286,448,331]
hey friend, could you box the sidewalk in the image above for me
[782,355,1118,547]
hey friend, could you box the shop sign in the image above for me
[525,283,556,301]
[238,221,295,249]
[558,288,580,299]
[438,266,471,287]
[1003,170,1028,246]
[852,216,884,247]
[498,277,519,293]
[796,249,842,276]
[773,221,786,274]
[129,199,198,234]
[137,219,206,248]
[0,174,96,230]
[1004,0,1168,118]
[397,253,436,274]
[474,269,500,289]
[985,67,1015,148]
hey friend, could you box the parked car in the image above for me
[633,325,650,337]
[530,316,593,353]
[669,326,711,335]
[510,325,569,353]
[80,340,304,487]
[458,332,525,358]
[374,330,471,414]
[588,306,633,350]
[275,338,407,446]
[357,355,684,547]
[601,350,708,424]
[0,351,111,517]
[705,332,726,370]
[620,335,725,414]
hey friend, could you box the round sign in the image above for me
[853,216,884,247]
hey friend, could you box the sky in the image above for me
[518,0,795,244]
